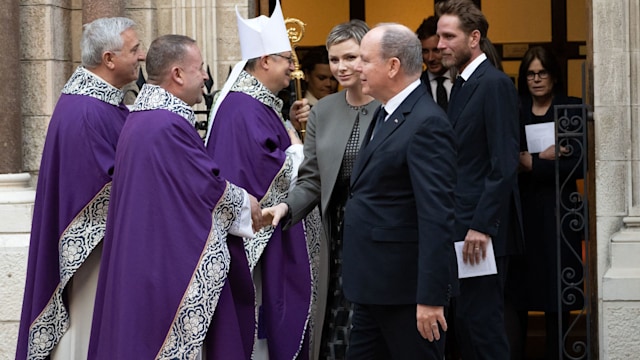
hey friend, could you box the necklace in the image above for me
[345,92,369,115]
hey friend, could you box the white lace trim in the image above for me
[231,71,284,122]
[27,184,111,360]
[61,67,124,106]
[132,84,197,127]
[156,182,245,359]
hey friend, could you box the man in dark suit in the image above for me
[436,1,522,359]
[342,23,457,359]
[416,16,453,111]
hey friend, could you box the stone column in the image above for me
[83,0,126,24]
[0,0,22,174]
[0,1,33,353]
[595,0,640,358]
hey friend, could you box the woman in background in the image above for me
[301,46,337,106]
[508,45,584,360]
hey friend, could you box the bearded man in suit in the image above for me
[437,0,523,359]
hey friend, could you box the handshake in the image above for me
[248,196,290,232]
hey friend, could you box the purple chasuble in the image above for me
[207,90,312,360]
[88,85,254,359]
[16,67,128,360]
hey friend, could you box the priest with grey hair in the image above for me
[16,16,144,360]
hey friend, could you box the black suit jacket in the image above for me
[343,83,457,306]
[448,59,523,257]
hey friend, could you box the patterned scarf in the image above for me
[61,66,124,106]
[231,70,285,122]
[131,84,197,127]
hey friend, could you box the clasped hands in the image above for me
[249,199,289,232]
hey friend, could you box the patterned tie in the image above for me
[370,107,387,140]
[435,76,448,111]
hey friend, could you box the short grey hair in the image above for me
[81,17,136,68]
[146,34,196,83]
[377,23,423,76]
[325,19,370,48]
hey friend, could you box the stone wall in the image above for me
[594,0,640,359]
[0,1,245,358]
[0,175,33,359]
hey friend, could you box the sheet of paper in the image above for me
[525,122,555,154]
[454,239,497,278]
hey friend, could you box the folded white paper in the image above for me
[455,239,498,278]
[525,122,555,154]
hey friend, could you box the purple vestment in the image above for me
[16,67,128,360]
[207,89,314,360]
[87,85,254,359]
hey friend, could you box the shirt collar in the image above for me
[459,53,487,81]
[304,91,319,106]
[428,70,451,82]
[61,66,125,106]
[382,79,422,118]
[131,84,197,126]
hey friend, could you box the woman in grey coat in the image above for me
[263,19,379,360]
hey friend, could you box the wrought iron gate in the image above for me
[555,103,593,360]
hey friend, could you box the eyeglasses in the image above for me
[526,70,549,80]
[272,53,294,65]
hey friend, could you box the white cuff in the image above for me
[228,189,254,238]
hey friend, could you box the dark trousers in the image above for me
[456,256,509,360]
[445,298,462,360]
[346,303,445,360]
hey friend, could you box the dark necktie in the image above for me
[435,76,448,111]
[449,75,465,106]
[370,107,387,140]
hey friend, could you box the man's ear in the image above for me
[102,51,116,70]
[470,29,481,49]
[388,57,400,78]
[259,55,271,70]
[171,66,184,85]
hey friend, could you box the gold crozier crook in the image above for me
[284,17,306,141]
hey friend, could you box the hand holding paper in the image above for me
[455,239,497,278]
[525,121,554,154]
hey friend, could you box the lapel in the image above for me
[318,96,377,214]
[351,84,427,187]
[323,96,378,168]
[447,60,489,128]
[326,102,361,164]
[323,99,367,183]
